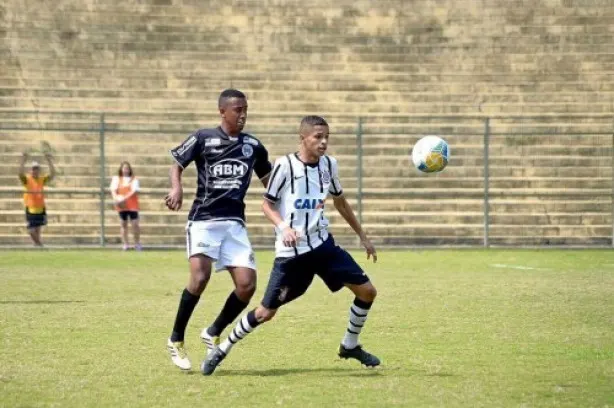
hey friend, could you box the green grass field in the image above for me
[1,249,613,408]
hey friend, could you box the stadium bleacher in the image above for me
[1,0,612,246]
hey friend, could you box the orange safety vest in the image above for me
[114,177,139,212]
[22,174,49,214]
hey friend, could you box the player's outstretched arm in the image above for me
[262,199,298,247]
[45,153,56,181]
[332,195,377,262]
[165,163,184,211]
[18,152,27,181]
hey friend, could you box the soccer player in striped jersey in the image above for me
[201,115,380,375]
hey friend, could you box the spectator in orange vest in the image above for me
[18,152,56,247]
[110,161,142,251]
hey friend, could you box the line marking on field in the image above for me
[490,264,550,271]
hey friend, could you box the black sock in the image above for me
[353,297,373,310]
[170,288,200,342]
[246,309,261,328]
[207,291,249,337]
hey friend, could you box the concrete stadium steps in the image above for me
[1,210,609,227]
[3,154,606,172]
[4,48,613,64]
[0,233,482,247]
[2,174,611,191]
[1,111,610,128]
[0,222,490,238]
[9,56,614,76]
[3,77,614,94]
[1,158,610,179]
[7,97,612,114]
[7,27,613,50]
[0,223,609,247]
[2,0,613,246]
[1,137,610,158]
[3,88,614,106]
[1,196,609,214]
[0,210,483,225]
[0,197,486,213]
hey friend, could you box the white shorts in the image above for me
[186,220,256,272]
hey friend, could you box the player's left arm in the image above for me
[253,143,273,188]
[18,152,27,183]
[44,153,56,182]
[333,195,377,262]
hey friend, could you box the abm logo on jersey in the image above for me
[294,198,325,210]
[209,159,248,179]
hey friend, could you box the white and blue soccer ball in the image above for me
[411,135,450,173]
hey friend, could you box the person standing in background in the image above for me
[18,152,56,247]
[110,161,142,251]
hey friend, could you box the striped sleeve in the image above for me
[264,158,288,203]
[170,133,201,169]
[326,156,343,196]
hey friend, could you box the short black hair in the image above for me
[218,89,246,108]
[299,115,329,134]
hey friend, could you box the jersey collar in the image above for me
[217,126,242,143]
[293,152,320,168]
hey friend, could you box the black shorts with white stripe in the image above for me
[261,235,369,309]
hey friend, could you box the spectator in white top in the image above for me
[110,161,142,251]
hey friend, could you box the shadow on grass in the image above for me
[181,365,447,378]
[0,300,86,304]
[212,366,414,377]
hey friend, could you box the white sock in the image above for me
[219,311,259,354]
[341,299,372,349]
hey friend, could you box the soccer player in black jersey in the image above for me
[165,89,272,371]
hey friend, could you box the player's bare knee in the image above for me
[357,283,377,303]
[235,280,256,301]
[366,284,378,302]
[189,269,210,294]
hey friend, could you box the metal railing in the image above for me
[1,110,613,247]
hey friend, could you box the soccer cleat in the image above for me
[200,328,221,355]
[201,346,227,376]
[166,338,192,371]
[338,344,381,367]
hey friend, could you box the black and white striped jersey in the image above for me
[264,153,343,258]
[170,127,272,223]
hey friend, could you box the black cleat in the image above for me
[338,344,381,367]
[201,347,227,376]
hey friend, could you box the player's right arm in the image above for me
[262,158,298,247]
[262,199,298,247]
[166,133,202,211]
[165,164,183,211]
[18,152,27,183]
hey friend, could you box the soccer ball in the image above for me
[411,135,450,173]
